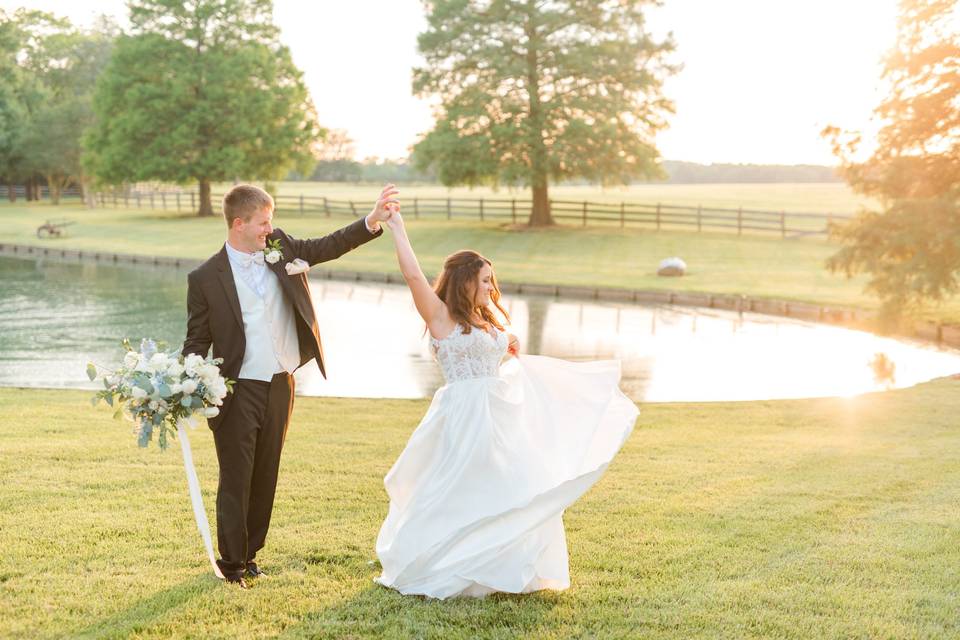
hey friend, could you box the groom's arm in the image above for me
[277,184,397,266]
[182,271,212,358]
[275,218,382,267]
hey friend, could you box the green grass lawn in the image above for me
[1,383,957,638]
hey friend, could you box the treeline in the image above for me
[654,161,840,184]
[288,158,435,184]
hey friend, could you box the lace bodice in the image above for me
[430,323,509,383]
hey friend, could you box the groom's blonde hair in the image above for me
[223,184,274,228]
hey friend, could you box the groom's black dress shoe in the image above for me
[224,574,248,589]
[245,562,265,578]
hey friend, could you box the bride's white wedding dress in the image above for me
[374,323,639,599]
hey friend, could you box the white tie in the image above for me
[241,251,265,268]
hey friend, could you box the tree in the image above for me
[22,18,117,204]
[823,0,960,318]
[86,0,321,216]
[412,0,677,226]
[0,8,67,202]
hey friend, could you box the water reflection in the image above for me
[2,256,959,402]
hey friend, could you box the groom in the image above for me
[182,183,397,588]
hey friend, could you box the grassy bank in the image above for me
[0,201,878,309]
[1,384,957,638]
[7,196,960,323]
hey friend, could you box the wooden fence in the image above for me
[93,189,853,238]
[1,185,82,199]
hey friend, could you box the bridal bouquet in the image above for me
[87,338,234,450]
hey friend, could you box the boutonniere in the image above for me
[264,238,283,264]
[284,258,310,275]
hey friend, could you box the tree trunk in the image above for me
[7,179,15,203]
[80,176,96,209]
[523,3,555,227]
[47,174,61,205]
[529,184,552,226]
[197,178,214,216]
[26,177,35,201]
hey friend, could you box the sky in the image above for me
[2,0,900,165]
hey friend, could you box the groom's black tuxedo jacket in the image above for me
[182,219,382,429]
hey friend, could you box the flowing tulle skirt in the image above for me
[374,354,639,599]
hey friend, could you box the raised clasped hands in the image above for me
[368,184,400,230]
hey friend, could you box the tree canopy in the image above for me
[823,0,960,318]
[412,0,677,225]
[85,0,321,216]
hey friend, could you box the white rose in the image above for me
[203,406,220,418]
[265,250,281,264]
[169,382,183,395]
[166,361,184,378]
[123,351,139,368]
[148,400,158,411]
[184,353,204,376]
[198,363,219,383]
[181,379,198,395]
[131,387,148,400]
[149,353,168,370]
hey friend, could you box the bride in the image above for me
[374,190,639,599]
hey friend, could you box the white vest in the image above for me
[231,268,300,381]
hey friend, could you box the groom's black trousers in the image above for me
[212,372,294,580]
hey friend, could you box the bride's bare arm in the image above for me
[384,210,451,334]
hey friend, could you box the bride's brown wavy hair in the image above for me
[434,250,510,332]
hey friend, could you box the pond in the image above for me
[2,255,958,402]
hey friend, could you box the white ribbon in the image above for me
[178,421,224,579]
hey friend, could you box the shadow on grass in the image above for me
[276,582,564,639]
[70,572,218,640]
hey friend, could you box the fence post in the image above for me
[781,211,786,238]
[414,197,419,219]
[620,202,625,228]
[479,198,484,222]
[656,202,661,230]
[149,192,155,209]
[349,200,357,217]
[447,197,451,220]
[697,204,702,232]
[190,192,195,212]
[136,192,141,208]
[113,192,117,207]
[511,199,516,224]
[737,206,743,235]
[299,194,304,216]
[323,197,330,217]
[176,192,181,212]
[161,193,166,210]
[582,201,587,227]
